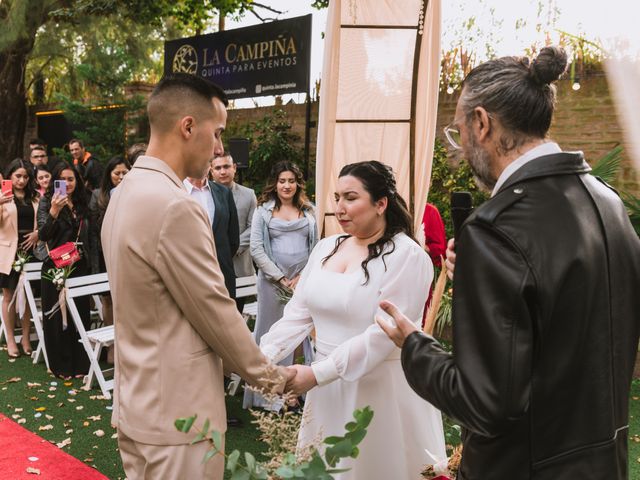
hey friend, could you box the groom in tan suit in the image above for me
[101,73,293,479]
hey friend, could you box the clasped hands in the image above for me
[278,273,301,291]
[282,363,316,397]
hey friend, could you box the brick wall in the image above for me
[24,76,639,192]
[227,75,637,192]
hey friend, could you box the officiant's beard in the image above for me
[465,131,496,193]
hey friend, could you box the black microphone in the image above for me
[451,191,473,239]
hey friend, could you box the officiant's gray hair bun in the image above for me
[460,46,568,152]
[530,46,569,85]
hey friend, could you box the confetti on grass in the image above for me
[56,437,71,449]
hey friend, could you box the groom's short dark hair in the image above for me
[147,73,228,134]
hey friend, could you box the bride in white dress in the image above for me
[259,161,447,479]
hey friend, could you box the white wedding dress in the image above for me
[260,233,447,479]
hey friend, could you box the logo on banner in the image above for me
[172,45,198,74]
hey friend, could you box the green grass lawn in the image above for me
[1,346,639,479]
[0,349,264,480]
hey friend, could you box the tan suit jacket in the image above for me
[101,156,285,445]
[0,200,38,275]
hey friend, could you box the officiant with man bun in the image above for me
[379,46,640,479]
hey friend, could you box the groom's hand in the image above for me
[284,365,297,383]
[285,364,317,396]
[376,300,419,349]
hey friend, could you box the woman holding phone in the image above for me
[37,162,92,378]
[0,159,40,358]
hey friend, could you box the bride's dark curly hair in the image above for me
[323,160,416,284]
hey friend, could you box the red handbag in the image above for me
[48,242,81,268]
[47,220,83,268]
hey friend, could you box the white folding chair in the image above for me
[65,273,114,399]
[0,263,44,363]
[227,275,259,395]
[236,275,258,319]
[22,262,49,369]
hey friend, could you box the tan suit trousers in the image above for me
[118,430,225,480]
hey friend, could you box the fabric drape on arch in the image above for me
[605,58,640,172]
[315,0,442,239]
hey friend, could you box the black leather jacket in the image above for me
[402,152,640,479]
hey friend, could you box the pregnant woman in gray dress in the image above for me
[244,161,317,409]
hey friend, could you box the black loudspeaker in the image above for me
[228,138,250,168]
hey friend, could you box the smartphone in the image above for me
[1,180,13,197]
[54,180,67,197]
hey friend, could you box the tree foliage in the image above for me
[0,0,269,164]
[225,109,305,194]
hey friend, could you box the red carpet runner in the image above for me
[0,414,108,479]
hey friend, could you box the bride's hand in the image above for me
[285,364,317,396]
[289,274,301,290]
[376,300,419,348]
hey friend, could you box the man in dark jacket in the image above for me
[378,46,640,479]
[184,169,240,299]
[69,138,103,191]
[207,179,240,299]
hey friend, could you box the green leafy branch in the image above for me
[175,406,374,479]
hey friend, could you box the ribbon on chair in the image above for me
[44,287,69,331]
[8,271,28,320]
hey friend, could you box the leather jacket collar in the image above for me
[498,151,592,195]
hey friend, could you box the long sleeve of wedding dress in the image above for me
[310,241,432,385]
[260,236,433,386]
